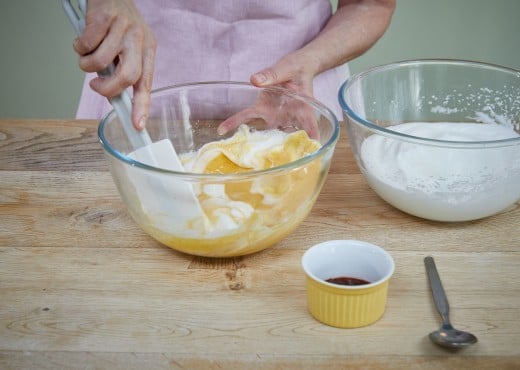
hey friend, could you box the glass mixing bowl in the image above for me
[99,82,339,256]
[339,60,520,222]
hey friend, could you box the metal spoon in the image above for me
[424,256,478,349]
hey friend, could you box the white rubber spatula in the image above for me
[62,0,206,226]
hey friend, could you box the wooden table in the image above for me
[1,119,519,369]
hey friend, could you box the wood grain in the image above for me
[0,119,105,171]
[1,119,519,369]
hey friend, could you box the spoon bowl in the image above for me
[429,323,478,349]
[424,256,478,350]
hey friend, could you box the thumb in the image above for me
[250,68,278,87]
[250,60,293,87]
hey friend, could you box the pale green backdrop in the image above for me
[0,0,518,119]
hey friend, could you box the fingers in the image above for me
[217,108,259,136]
[251,54,315,98]
[73,1,115,57]
[250,69,274,87]
[85,21,144,98]
[250,53,300,87]
[88,27,143,96]
[70,0,156,129]
[299,106,320,140]
[251,52,311,88]
[76,18,125,74]
[250,55,319,139]
[251,66,283,87]
[131,34,156,130]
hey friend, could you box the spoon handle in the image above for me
[424,256,450,325]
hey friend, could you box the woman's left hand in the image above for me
[218,0,395,139]
[217,51,321,139]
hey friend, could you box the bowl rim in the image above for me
[98,81,340,179]
[338,59,520,149]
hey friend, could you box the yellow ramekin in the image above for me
[302,240,395,328]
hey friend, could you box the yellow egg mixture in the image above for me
[142,125,323,257]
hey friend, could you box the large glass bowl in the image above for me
[99,82,339,257]
[339,60,520,222]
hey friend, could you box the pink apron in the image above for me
[76,0,349,120]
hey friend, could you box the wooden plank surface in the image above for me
[1,120,519,369]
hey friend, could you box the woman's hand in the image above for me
[218,0,395,138]
[73,0,156,130]
[217,51,321,139]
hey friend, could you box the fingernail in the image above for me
[138,116,147,130]
[253,73,267,84]
[217,125,228,136]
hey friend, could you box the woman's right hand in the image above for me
[73,0,156,130]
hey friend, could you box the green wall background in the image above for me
[0,0,518,119]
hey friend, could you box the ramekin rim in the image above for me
[301,239,396,291]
